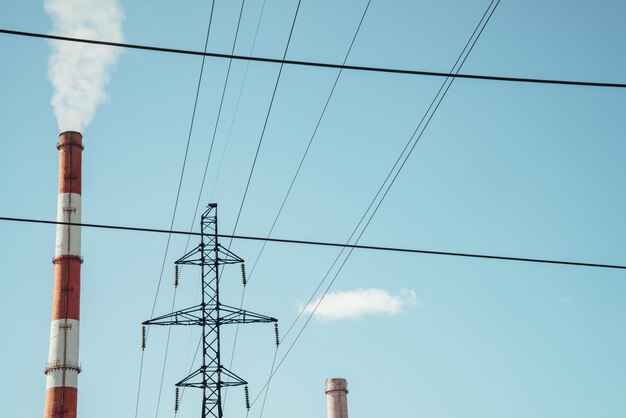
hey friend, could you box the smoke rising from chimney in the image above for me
[45,0,123,132]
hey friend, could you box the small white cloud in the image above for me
[561,295,574,303]
[301,288,419,321]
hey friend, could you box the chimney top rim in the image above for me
[325,378,348,393]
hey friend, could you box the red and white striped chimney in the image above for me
[44,131,83,418]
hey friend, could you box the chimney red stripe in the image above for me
[44,387,77,418]
[51,258,81,321]
[57,131,83,195]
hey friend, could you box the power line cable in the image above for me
[162,1,249,414]
[283,0,502,344]
[154,289,179,418]
[177,333,203,415]
[174,1,252,407]
[208,0,268,200]
[148,0,215,325]
[133,350,145,418]
[177,276,202,417]
[2,216,625,270]
[174,0,251,398]
[179,0,248,412]
[228,0,303,244]
[258,346,279,418]
[2,27,626,89]
[249,0,502,408]
[264,0,503,364]
[134,2,217,417]
[223,0,303,409]
[192,0,248,228]
[247,0,371,286]
[243,1,374,415]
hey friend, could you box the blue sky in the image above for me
[1,1,625,417]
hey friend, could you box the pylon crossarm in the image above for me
[219,366,248,387]
[142,304,203,326]
[176,367,205,388]
[216,244,244,264]
[175,244,204,266]
[218,304,278,325]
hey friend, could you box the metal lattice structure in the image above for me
[144,203,277,418]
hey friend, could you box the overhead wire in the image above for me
[192,0,248,227]
[154,288,179,418]
[175,0,249,414]
[2,1,621,416]
[248,0,503,409]
[228,0,304,245]
[244,1,375,416]
[247,0,371,285]
[177,333,203,415]
[134,2,217,417]
[2,27,626,89]
[266,0,505,358]
[223,0,303,409]
[208,0,269,200]
[257,346,279,418]
[2,215,625,271]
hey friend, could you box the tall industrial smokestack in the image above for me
[326,378,349,418]
[44,131,83,418]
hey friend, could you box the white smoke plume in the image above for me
[45,0,123,132]
[301,288,419,321]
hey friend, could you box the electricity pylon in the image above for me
[144,203,277,418]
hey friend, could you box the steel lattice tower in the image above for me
[144,203,277,418]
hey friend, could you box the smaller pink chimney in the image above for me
[325,378,348,418]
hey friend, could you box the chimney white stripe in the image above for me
[55,193,81,257]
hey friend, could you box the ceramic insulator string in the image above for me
[141,325,146,350]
